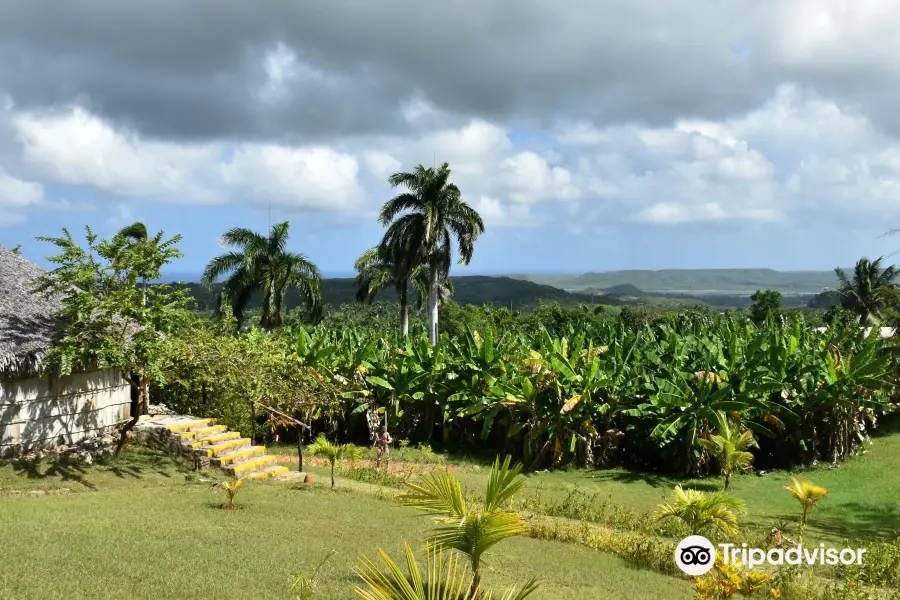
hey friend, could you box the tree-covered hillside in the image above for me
[177,275,608,312]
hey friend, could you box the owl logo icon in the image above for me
[675,536,716,576]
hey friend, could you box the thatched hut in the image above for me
[0,245,131,457]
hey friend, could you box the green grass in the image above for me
[278,425,900,546]
[439,428,900,545]
[5,428,900,599]
[0,448,692,600]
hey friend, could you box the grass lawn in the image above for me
[502,426,900,545]
[0,448,693,600]
[278,425,900,547]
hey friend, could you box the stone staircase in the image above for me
[135,415,294,480]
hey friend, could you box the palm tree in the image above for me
[307,434,363,490]
[378,163,484,345]
[116,221,170,306]
[354,246,453,337]
[399,456,529,593]
[698,411,755,491]
[655,486,747,537]
[354,543,539,600]
[834,257,900,326]
[202,222,322,330]
[217,478,244,509]
[783,478,828,542]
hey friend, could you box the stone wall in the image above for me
[0,368,131,457]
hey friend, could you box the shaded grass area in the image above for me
[0,446,206,493]
[0,449,692,600]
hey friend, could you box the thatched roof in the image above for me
[0,245,60,375]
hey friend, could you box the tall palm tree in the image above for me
[834,257,900,326]
[202,222,322,330]
[655,485,746,537]
[354,246,453,337]
[378,163,484,345]
[698,411,755,491]
[116,221,164,306]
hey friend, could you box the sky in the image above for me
[2,0,900,278]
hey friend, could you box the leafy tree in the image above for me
[354,246,451,337]
[783,478,828,541]
[307,434,363,490]
[698,411,754,490]
[400,456,530,592]
[378,163,484,345]
[158,310,334,445]
[835,257,900,326]
[354,543,538,600]
[34,226,190,456]
[202,222,322,330]
[749,289,782,325]
[655,485,746,537]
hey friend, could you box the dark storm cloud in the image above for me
[12,0,900,142]
[0,0,791,141]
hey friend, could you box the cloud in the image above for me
[555,85,900,226]
[3,2,900,250]
[0,0,790,142]
[221,145,364,211]
[9,105,365,211]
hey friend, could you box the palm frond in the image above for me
[353,543,536,600]
[400,472,468,518]
[428,512,529,568]
[483,456,526,513]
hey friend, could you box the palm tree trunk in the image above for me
[428,263,438,345]
[399,281,409,337]
[724,471,731,491]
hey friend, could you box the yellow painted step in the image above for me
[167,418,216,432]
[216,446,266,465]
[230,455,278,475]
[203,438,251,456]
[243,465,289,480]
[189,431,241,449]
[179,425,227,440]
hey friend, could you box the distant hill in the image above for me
[508,269,841,295]
[175,275,603,312]
[598,283,646,296]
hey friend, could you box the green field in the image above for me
[0,448,691,600]
[4,427,900,600]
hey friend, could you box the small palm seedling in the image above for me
[655,485,746,537]
[784,478,828,542]
[353,542,538,600]
[307,434,364,490]
[218,478,244,509]
[292,550,337,600]
[698,411,755,490]
[399,456,532,593]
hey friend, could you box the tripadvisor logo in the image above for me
[676,536,717,576]
[676,536,867,575]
